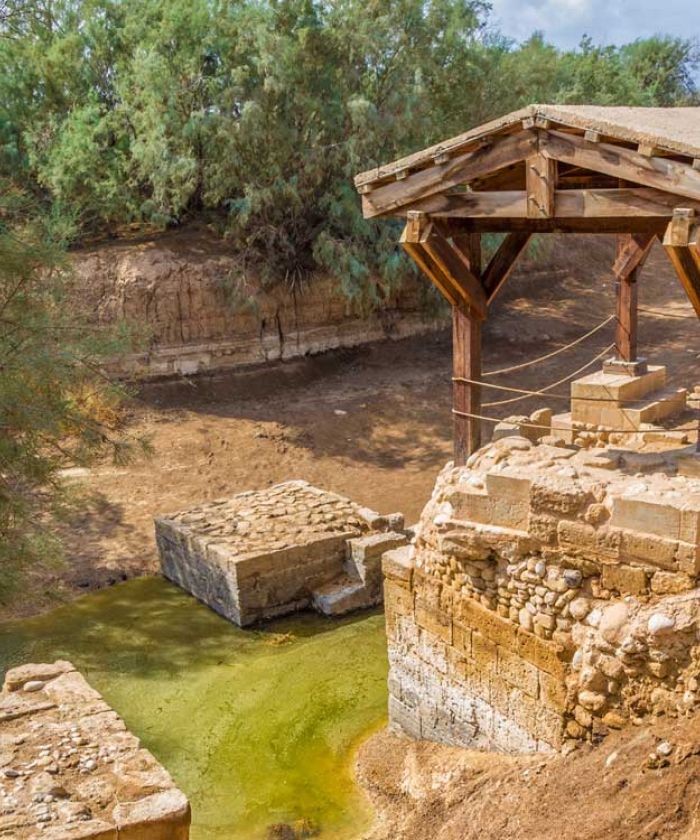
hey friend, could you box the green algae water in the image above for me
[0,577,388,839]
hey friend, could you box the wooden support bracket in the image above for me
[663,209,700,317]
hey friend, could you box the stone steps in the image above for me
[311,575,379,616]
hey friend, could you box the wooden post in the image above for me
[453,303,481,465]
[615,267,638,362]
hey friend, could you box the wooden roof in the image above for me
[355,104,700,190]
[353,104,700,323]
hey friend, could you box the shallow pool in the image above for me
[0,577,389,839]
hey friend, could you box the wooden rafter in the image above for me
[362,132,537,218]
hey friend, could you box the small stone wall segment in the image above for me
[0,661,190,839]
[155,480,406,626]
[383,438,700,753]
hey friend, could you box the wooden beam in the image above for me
[614,234,640,362]
[401,213,487,318]
[541,130,700,205]
[482,232,531,303]
[612,233,655,279]
[453,302,481,464]
[421,233,487,319]
[361,132,537,218]
[526,152,556,218]
[663,210,700,317]
[446,217,668,234]
[401,187,700,220]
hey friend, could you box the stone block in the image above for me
[415,602,452,644]
[497,646,539,698]
[388,694,422,739]
[677,542,700,576]
[1,662,190,839]
[471,632,498,676]
[454,595,518,649]
[601,564,648,595]
[611,496,680,541]
[453,621,472,657]
[650,571,694,594]
[619,529,678,570]
[516,629,568,678]
[382,545,414,586]
[156,481,404,626]
[539,670,568,713]
[570,366,665,402]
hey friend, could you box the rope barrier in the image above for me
[482,344,615,407]
[482,315,615,377]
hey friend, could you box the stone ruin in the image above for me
[493,362,698,449]
[383,435,700,753]
[156,480,407,626]
[0,660,190,838]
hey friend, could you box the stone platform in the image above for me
[384,437,700,753]
[0,661,190,838]
[155,480,407,626]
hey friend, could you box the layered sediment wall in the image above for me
[384,437,700,753]
[71,233,443,378]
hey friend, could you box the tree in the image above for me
[0,187,145,592]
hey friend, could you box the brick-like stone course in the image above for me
[156,480,406,625]
[0,661,190,838]
[384,438,700,753]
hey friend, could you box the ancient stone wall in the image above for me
[0,660,190,838]
[71,233,443,378]
[384,437,700,753]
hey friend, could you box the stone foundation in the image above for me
[156,480,406,626]
[384,438,700,752]
[0,661,190,838]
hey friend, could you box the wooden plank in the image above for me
[453,303,482,464]
[612,233,655,279]
[399,187,700,220]
[482,232,531,303]
[541,129,700,205]
[361,132,537,218]
[526,152,556,218]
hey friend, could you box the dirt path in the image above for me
[5,237,700,621]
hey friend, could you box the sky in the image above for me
[488,0,696,51]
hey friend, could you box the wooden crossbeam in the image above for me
[399,187,700,220]
[482,232,531,303]
[361,132,537,218]
[612,233,655,279]
[663,210,700,317]
[541,130,700,205]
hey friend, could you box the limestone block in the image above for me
[415,602,452,644]
[570,366,665,402]
[382,546,414,587]
[453,621,472,657]
[471,632,498,677]
[650,571,694,595]
[516,629,568,678]
[454,595,518,649]
[618,529,678,570]
[539,670,568,713]
[677,542,700,576]
[388,694,422,739]
[611,496,680,540]
[114,790,191,840]
[497,646,539,698]
[601,564,648,595]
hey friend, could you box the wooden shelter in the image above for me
[354,104,700,464]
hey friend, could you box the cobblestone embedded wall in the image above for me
[0,660,190,838]
[384,437,700,753]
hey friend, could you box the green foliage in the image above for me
[0,0,698,304]
[0,185,146,593]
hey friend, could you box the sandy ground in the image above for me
[4,235,699,621]
[356,714,700,840]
